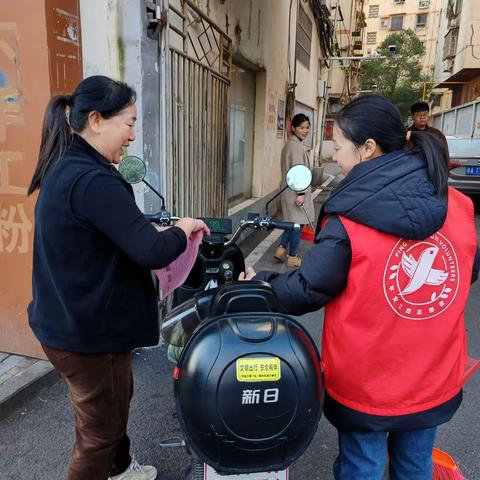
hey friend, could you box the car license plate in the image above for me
[466,166,480,175]
[204,464,288,480]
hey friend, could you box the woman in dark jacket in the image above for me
[241,95,479,479]
[27,75,209,480]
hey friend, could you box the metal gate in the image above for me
[147,0,232,217]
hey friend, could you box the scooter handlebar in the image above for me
[144,212,179,225]
[270,220,301,231]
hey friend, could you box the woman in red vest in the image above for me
[241,95,479,479]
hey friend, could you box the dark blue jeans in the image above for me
[333,427,437,480]
[280,228,302,256]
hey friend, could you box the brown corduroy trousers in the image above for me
[42,345,133,480]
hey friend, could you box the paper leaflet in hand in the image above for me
[154,230,203,298]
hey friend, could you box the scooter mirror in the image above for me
[118,155,147,184]
[286,164,312,192]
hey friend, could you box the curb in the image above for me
[0,360,59,420]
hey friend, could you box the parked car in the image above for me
[446,136,480,195]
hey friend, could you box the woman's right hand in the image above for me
[175,217,210,239]
[239,267,256,281]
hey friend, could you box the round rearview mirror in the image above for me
[118,156,147,184]
[286,164,312,192]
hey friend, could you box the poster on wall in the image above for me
[294,101,314,150]
[276,99,285,138]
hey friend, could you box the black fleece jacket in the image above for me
[28,135,187,353]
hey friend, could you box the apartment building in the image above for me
[320,0,366,155]
[363,0,442,75]
[432,0,480,110]
[327,1,365,107]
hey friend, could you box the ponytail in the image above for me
[28,75,136,195]
[27,95,72,195]
[408,130,449,197]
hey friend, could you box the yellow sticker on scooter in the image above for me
[236,357,281,382]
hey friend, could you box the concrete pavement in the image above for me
[2,162,479,479]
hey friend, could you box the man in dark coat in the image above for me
[408,101,448,152]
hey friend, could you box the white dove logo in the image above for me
[400,246,448,295]
[383,234,459,320]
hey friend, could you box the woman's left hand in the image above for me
[239,267,256,280]
[295,195,305,207]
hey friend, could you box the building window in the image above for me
[443,27,459,61]
[369,5,379,17]
[390,15,404,30]
[228,64,256,207]
[367,32,377,45]
[296,5,312,69]
[392,0,405,4]
[418,0,430,8]
[416,13,427,27]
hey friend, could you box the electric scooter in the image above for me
[118,157,324,480]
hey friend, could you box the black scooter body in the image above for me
[171,282,323,475]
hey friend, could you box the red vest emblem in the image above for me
[383,233,459,320]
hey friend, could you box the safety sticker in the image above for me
[236,357,281,382]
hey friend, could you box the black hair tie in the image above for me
[64,94,73,106]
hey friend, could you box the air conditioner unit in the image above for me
[380,19,388,28]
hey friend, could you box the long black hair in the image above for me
[335,95,449,196]
[292,113,310,128]
[28,75,136,195]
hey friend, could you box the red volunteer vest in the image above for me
[323,187,477,416]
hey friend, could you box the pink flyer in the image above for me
[154,230,203,298]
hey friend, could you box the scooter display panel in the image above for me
[200,217,233,234]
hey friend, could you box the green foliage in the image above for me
[361,30,428,120]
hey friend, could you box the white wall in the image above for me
[80,0,330,210]
[79,0,145,208]
[202,0,325,201]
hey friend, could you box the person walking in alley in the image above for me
[241,95,480,479]
[408,101,448,151]
[274,113,315,268]
[27,75,209,480]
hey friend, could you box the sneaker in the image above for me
[109,457,157,480]
[274,245,286,262]
[286,255,301,268]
